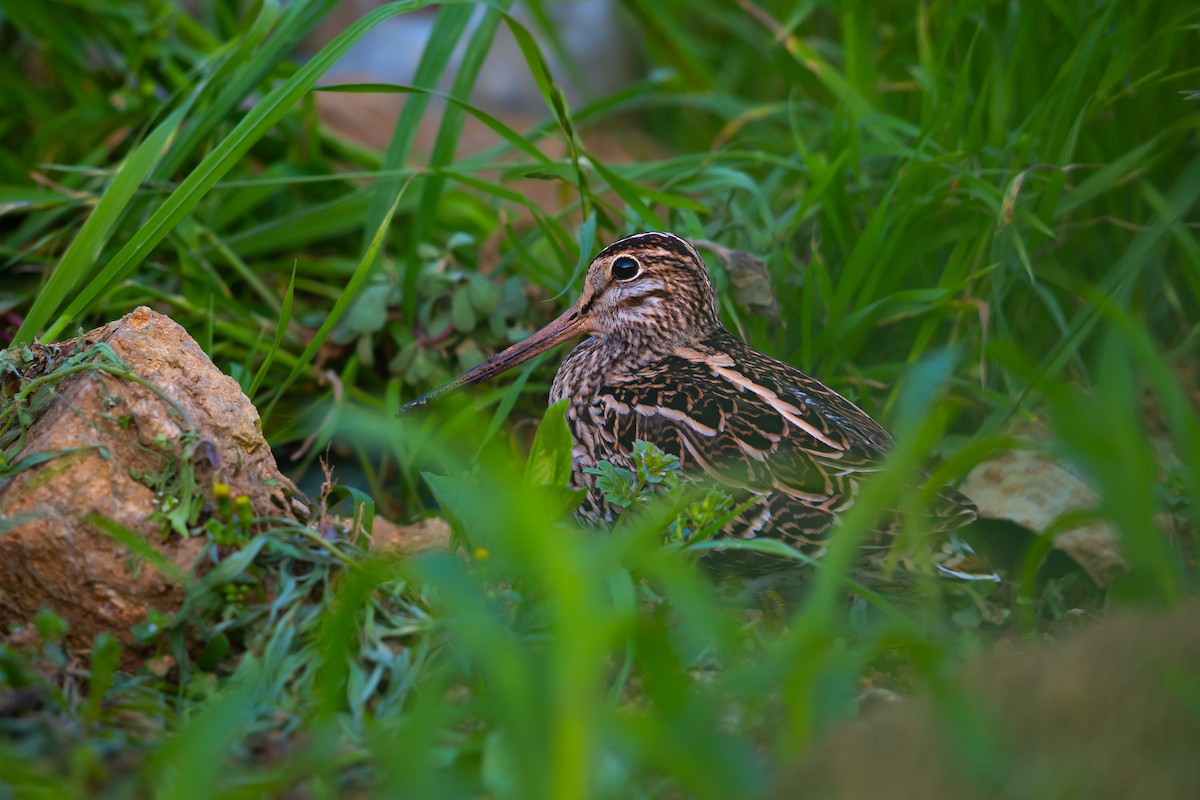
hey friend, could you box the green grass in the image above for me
[1,0,1198,797]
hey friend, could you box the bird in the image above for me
[404,232,993,588]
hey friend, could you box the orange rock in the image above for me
[368,516,452,556]
[0,307,303,653]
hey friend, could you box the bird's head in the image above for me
[402,232,720,411]
[574,232,720,341]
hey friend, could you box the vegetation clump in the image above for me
[1,1,1197,797]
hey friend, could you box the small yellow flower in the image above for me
[213,483,234,518]
[235,495,253,525]
[473,547,490,560]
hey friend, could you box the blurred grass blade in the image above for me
[590,158,667,230]
[151,666,260,800]
[503,11,593,218]
[0,186,71,217]
[156,0,328,178]
[248,262,296,401]
[409,1,512,253]
[14,106,186,344]
[83,634,121,727]
[41,0,436,342]
[406,1,512,318]
[316,83,559,171]
[87,512,191,588]
[363,2,474,259]
[263,185,407,423]
[994,151,1200,432]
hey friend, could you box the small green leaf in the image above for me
[524,398,574,490]
[196,633,231,673]
[455,339,486,372]
[670,489,736,543]
[585,461,637,508]
[389,339,419,374]
[34,607,69,642]
[131,609,173,645]
[408,348,436,383]
[631,440,681,486]
[334,281,392,343]
[451,287,477,332]
[326,484,376,537]
[84,634,122,725]
[466,274,501,315]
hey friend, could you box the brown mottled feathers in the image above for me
[557,327,974,577]
[550,234,975,579]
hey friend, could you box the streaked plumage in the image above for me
[406,232,990,584]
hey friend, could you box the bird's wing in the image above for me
[590,331,892,511]
[583,331,985,579]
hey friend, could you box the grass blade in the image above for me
[41,0,438,342]
[14,106,186,343]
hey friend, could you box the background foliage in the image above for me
[1,0,1197,797]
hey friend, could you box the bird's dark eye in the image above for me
[612,256,640,281]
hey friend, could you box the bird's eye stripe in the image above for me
[615,288,671,311]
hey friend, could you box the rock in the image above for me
[0,307,302,653]
[961,448,1127,586]
[368,516,452,556]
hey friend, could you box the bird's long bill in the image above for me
[399,304,589,414]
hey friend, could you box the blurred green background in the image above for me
[0,0,1197,797]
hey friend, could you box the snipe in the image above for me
[405,232,991,584]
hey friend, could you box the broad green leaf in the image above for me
[523,398,573,490]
